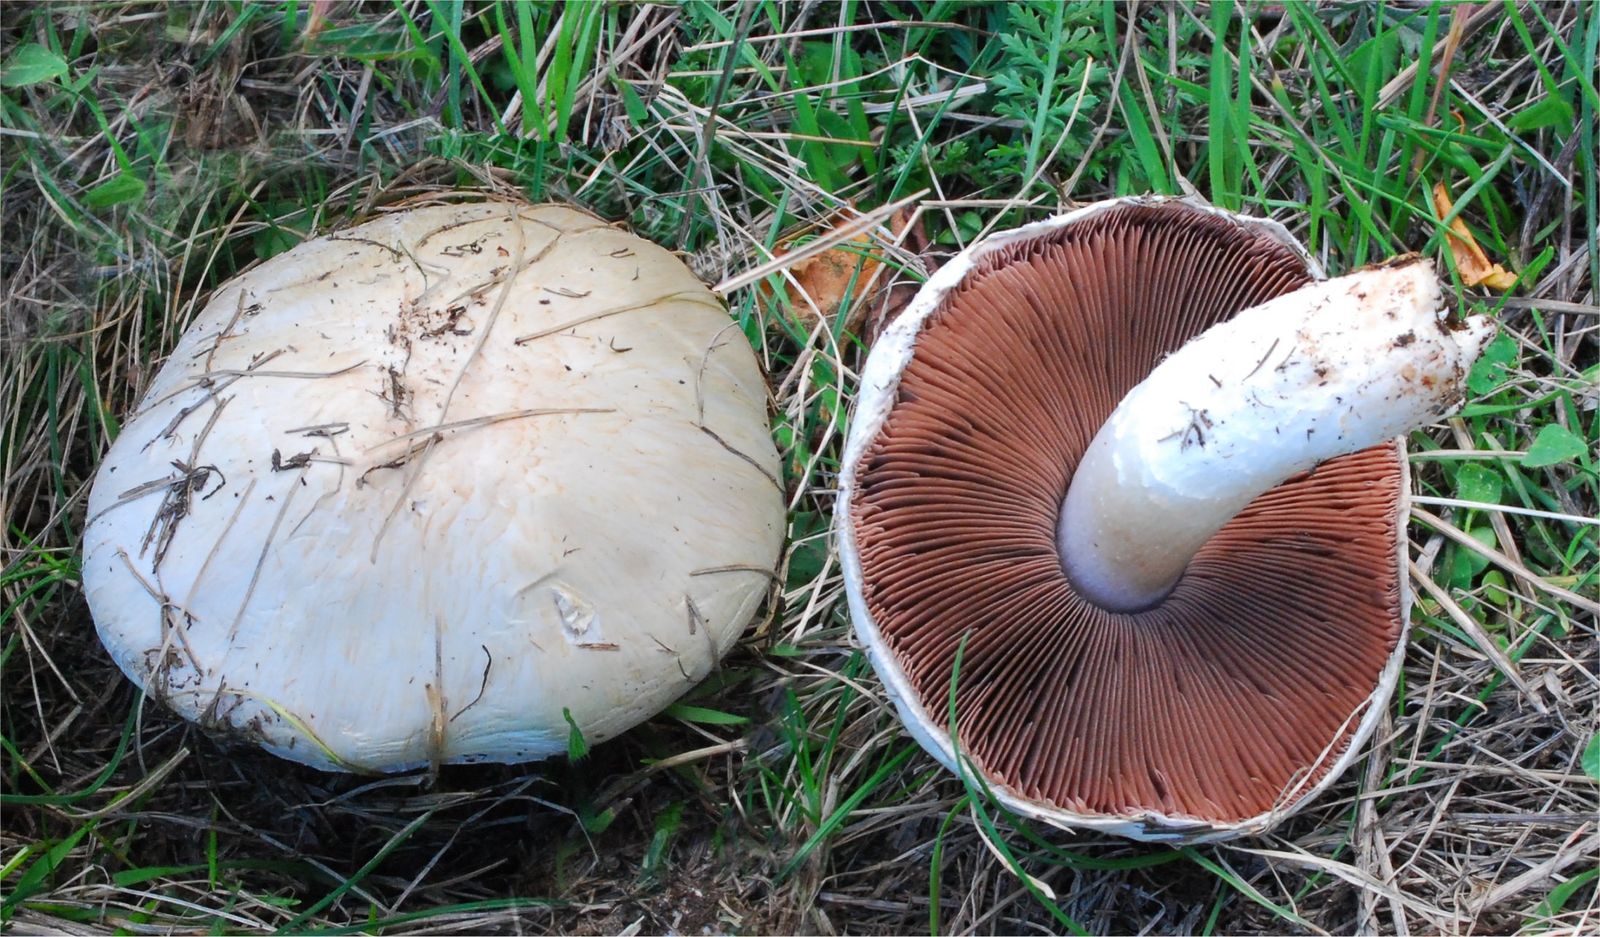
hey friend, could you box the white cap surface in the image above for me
[83,199,783,772]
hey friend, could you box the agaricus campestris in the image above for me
[837,197,1494,842]
[83,198,783,773]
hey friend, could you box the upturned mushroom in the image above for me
[836,197,1493,841]
[83,198,783,773]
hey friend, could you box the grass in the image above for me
[3,1,1597,933]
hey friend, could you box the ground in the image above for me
[2,2,1597,934]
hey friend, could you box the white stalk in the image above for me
[1058,257,1495,612]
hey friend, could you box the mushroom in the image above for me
[83,199,784,773]
[836,197,1494,841]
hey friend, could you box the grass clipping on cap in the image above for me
[3,3,1597,935]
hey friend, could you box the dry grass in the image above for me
[3,2,1596,934]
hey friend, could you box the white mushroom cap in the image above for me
[83,199,784,772]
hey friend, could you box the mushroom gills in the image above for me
[838,196,1495,840]
[1057,256,1495,612]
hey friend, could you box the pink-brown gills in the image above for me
[847,203,1407,830]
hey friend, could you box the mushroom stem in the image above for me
[1058,257,1495,612]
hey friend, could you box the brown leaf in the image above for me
[763,207,918,334]
[1432,182,1517,291]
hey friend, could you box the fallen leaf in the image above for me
[302,0,337,44]
[1432,182,1517,291]
[763,207,919,334]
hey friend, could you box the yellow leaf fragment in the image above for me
[1432,183,1517,291]
[763,207,916,333]
[301,0,336,43]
